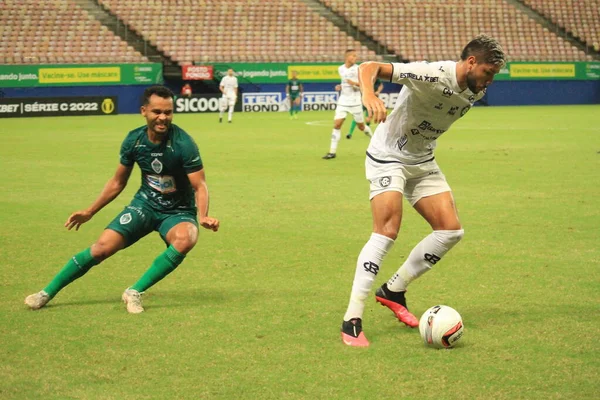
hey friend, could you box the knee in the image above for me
[90,240,118,261]
[375,225,399,241]
[170,230,198,255]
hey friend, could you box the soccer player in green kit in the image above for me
[24,86,220,314]
[346,78,384,139]
[286,70,303,119]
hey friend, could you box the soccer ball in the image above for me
[419,305,464,349]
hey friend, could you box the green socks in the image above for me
[42,245,186,297]
[43,248,99,298]
[130,245,186,293]
[348,120,357,136]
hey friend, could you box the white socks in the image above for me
[362,124,373,136]
[387,229,464,292]
[344,233,395,321]
[329,129,341,153]
[228,105,234,121]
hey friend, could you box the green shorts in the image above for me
[106,199,198,248]
[290,94,300,101]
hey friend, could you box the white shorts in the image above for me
[334,104,364,123]
[221,94,236,108]
[365,155,451,205]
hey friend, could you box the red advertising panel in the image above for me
[182,65,214,80]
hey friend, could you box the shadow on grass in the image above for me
[45,288,228,310]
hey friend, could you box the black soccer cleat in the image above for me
[219,117,222,123]
[375,284,419,327]
[341,318,369,347]
[322,153,337,160]
[346,134,352,139]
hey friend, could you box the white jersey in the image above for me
[337,64,361,107]
[220,75,238,97]
[368,61,485,164]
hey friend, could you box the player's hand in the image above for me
[363,93,387,123]
[335,84,341,91]
[199,216,220,232]
[65,210,93,231]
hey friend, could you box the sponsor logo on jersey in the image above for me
[411,128,420,135]
[146,174,177,194]
[434,102,443,110]
[119,213,132,225]
[418,120,446,135]
[397,72,439,83]
[447,106,459,116]
[151,158,163,173]
[460,105,471,117]
[442,88,454,97]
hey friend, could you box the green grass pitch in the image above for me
[1,105,599,399]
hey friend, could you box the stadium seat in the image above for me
[97,0,382,65]
[318,0,595,61]
[0,0,148,64]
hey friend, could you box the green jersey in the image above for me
[287,79,302,97]
[119,124,203,212]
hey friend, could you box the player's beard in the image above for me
[465,71,480,93]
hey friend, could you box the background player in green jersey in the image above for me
[24,86,220,314]
[346,78,384,139]
[286,70,303,119]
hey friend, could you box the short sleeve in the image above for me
[233,78,238,88]
[181,136,203,174]
[119,134,135,167]
[389,62,441,88]
[219,77,225,86]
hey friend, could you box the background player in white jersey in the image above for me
[322,49,373,159]
[341,35,506,347]
[219,68,238,123]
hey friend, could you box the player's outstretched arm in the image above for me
[65,164,133,231]
[359,62,392,123]
[188,169,219,232]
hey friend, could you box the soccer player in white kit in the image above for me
[219,68,238,123]
[322,49,373,159]
[341,35,506,347]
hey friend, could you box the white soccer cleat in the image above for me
[122,288,144,314]
[24,291,50,310]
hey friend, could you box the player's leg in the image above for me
[124,214,198,313]
[25,203,155,310]
[346,120,357,139]
[288,96,294,117]
[227,96,235,122]
[323,107,347,159]
[387,191,462,290]
[25,229,125,310]
[341,160,408,346]
[293,97,301,118]
[384,163,463,308]
[353,107,372,138]
[219,96,226,122]
[342,190,402,346]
